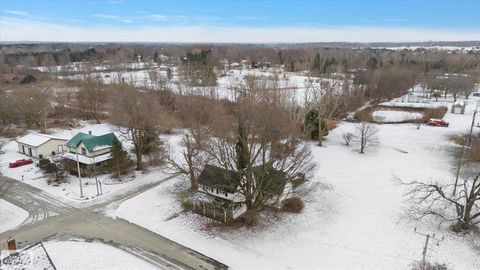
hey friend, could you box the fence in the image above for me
[190,201,246,223]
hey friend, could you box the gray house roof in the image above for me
[197,164,288,195]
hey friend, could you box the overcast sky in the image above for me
[1,0,479,42]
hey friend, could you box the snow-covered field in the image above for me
[108,98,480,269]
[43,239,157,269]
[49,62,345,105]
[0,199,28,233]
[0,123,170,204]
[372,110,423,123]
[370,46,479,53]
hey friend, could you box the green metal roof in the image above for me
[66,132,119,152]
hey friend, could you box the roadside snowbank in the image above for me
[43,240,157,269]
[0,199,28,233]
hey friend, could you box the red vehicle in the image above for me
[427,118,449,127]
[9,159,33,168]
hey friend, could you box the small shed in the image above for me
[16,133,67,159]
[451,101,466,114]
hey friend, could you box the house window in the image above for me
[81,147,87,155]
[216,189,219,194]
[225,192,228,197]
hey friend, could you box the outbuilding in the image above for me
[16,133,67,159]
[451,101,466,114]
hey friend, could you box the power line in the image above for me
[414,227,444,270]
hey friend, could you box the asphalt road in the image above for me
[0,176,228,270]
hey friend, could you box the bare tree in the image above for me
[0,90,18,136]
[165,134,207,190]
[166,95,230,190]
[18,87,51,132]
[204,91,316,211]
[304,77,344,146]
[399,172,480,232]
[77,74,107,123]
[370,67,416,101]
[354,122,378,154]
[110,84,171,170]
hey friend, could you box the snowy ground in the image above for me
[52,63,344,105]
[0,199,28,233]
[0,122,170,205]
[43,239,157,270]
[372,110,423,123]
[108,97,480,269]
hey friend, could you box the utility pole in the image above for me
[92,155,100,196]
[414,228,444,270]
[76,151,84,198]
[467,110,477,147]
[453,103,478,195]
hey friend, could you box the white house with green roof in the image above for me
[64,132,119,165]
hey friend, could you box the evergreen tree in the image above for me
[277,51,284,65]
[235,121,249,171]
[312,53,323,73]
[304,109,328,140]
[108,140,134,179]
[143,125,162,155]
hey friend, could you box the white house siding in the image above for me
[70,143,111,157]
[17,139,66,159]
[198,184,245,203]
[232,204,247,218]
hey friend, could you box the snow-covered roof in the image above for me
[16,133,67,147]
[66,132,118,152]
[63,152,112,165]
[453,100,465,107]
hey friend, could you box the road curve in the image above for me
[0,175,228,270]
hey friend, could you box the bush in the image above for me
[41,161,57,174]
[423,107,448,121]
[282,197,304,213]
[38,159,52,170]
[342,132,354,146]
[20,74,37,84]
[181,200,194,211]
[325,119,338,131]
[224,210,258,228]
[354,109,373,122]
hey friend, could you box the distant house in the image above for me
[193,164,288,222]
[451,101,466,114]
[64,131,119,171]
[16,133,67,159]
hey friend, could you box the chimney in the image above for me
[88,131,92,135]
[7,236,16,255]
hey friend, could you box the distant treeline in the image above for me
[0,42,479,76]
